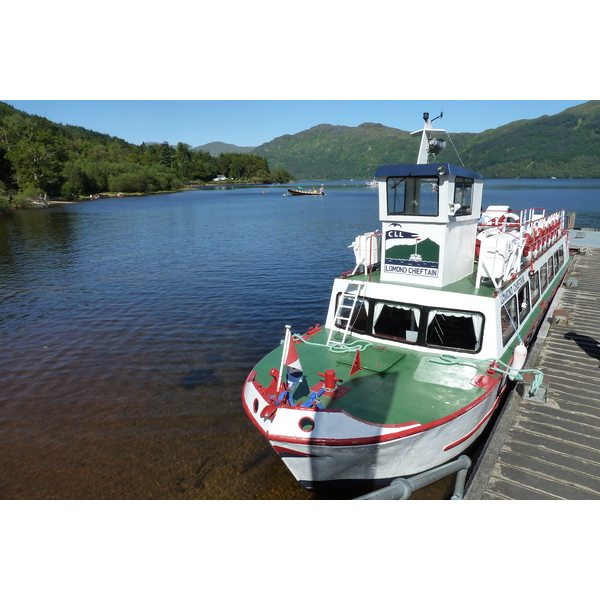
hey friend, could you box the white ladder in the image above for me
[327,281,366,345]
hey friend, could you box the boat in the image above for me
[364,178,379,187]
[242,112,572,490]
[288,186,325,196]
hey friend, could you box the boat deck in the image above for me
[465,243,600,499]
[253,331,494,427]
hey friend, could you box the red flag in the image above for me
[349,349,361,376]
[284,338,303,391]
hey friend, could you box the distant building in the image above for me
[213,175,227,181]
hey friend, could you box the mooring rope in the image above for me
[292,332,543,395]
[291,333,373,354]
[430,353,544,395]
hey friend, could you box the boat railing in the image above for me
[478,208,566,245]
[353,454,472,500]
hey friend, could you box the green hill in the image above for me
[458,100,600,178]
[254,122,419,179]
[193,141,255,156]
[254,101,600,179]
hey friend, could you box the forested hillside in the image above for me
[2,100,599,215]
[457,101,600,178]
[254,101,600,179]
[255,122,417,180]
[0,102,292,212]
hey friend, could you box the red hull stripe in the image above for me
[265,383,499,447]
[442,387,504,451]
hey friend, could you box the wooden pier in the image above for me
[465,237,600,500]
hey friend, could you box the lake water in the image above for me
[1,179,599,500]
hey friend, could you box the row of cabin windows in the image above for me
[336,298,484,353]
[386,176,473,217]
[501,246,565,345]
[338,246,565,353]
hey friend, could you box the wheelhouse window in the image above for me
[501,296,518,345]
[453,177,473,216]
[387,177,439,217]
[372,301,421,343]
[425,309,483,352]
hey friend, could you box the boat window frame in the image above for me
[386,176,440,217]
[371,300,422,344]
[540,263,548,291]
[501,295,518,346]
[453,177,474,216]
[517,281,531,323]
[530,270,540,305]
[424,307,485,353]
[547,254,555,279]
[557,247,565,269]
[334,293,370,334]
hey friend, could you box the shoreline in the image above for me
[46,182,294,206]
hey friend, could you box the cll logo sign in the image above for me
[384,224,440,278]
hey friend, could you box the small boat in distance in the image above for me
[364,178,379,187]
[243,112,572,490]
[287,186,325,196]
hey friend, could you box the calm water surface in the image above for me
[1,179,598,500]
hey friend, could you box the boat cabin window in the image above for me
[501,296,518,345]
[386,177,439,217]
[540,264,548,291]
[557,247,565,269]
[453,177,473,216]
[530,271,540,304]
[425,309,483,352]
[339,296,485,353]
[336,296,369,334]
[372,301,421,343]
[548,254,555,279]
[517,282,530,323]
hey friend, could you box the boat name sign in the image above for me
[383,264,439,278]
[498,272,528,304]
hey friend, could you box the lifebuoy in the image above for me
[523,228,534,257]
[505,213,521,228]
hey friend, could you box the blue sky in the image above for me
[3,4,594,149]
[1,100,588,149]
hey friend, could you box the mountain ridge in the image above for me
[193,101,600,179]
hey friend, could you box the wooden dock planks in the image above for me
[465,248,600,500]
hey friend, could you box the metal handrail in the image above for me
[353,454,472,500]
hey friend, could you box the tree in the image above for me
[7,120,67,195]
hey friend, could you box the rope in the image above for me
[446,132,465,167]
[430,354,544,396]
[430,354,478,369]
[488,359,544,396]
[292,333,372,354]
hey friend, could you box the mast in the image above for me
[411,112,446,164]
